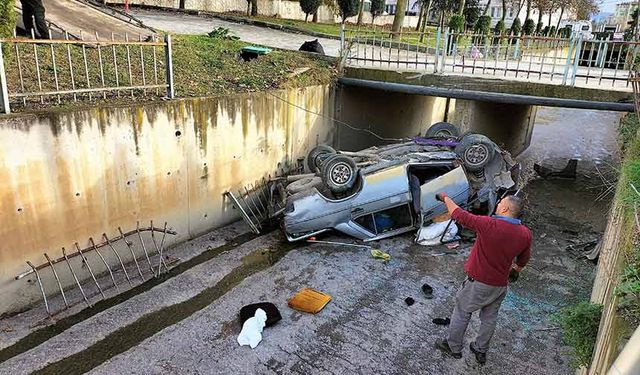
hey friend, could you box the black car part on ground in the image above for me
[454,134,496,172]
[306,144,336,173]
[320,154,359,194]
[425,122,461,138]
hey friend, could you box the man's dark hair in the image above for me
[505,195,524,217]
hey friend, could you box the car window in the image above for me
[355,204,413,235]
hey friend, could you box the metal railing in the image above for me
[0,31,175,114]
[341,28,640,90]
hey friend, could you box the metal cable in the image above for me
[266,92,407,142]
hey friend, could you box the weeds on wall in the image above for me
[0,0,16,38]
[615,113,640,328]
[552,302,604,369]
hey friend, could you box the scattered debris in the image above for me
[565,239,600,260]
[433,318,451,326]
[288,288,331,314]
[371,249,391,261]
[237,308,267,349]
[422,283,434,299]
[240,46,272,62]
[287,67,311,79]
[239,302,281,328]
[534,159,578,180]
[307,239,371,249]
[416,220,459,246]
[299,39,325,55]
[445,242,460,250]
[404,297,415,306]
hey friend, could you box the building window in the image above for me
[508,7,514,18]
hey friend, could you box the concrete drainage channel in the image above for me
[32,241,299,375]
[0,230,262,366]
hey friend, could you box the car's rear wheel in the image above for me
[307,145,336,173]
[454,134,495,171]
[425,122,460,138]
[321,154,358,194]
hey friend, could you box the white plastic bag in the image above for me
[416,221,458,246]
[237,308,267,349]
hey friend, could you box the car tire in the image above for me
[286,176,323,194]
[454,134,496,171]
[307,145,336,173]
[321,154,359,194]
[425,122,461,138]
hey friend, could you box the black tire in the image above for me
[321,154,359,194]
[425,122,461,138]
[454,134,496,171]
[285,176,323,194]
[307,145,336,173]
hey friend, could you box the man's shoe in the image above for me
[435,339,462,359]
[469,342,486,364]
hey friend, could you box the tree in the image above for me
[357,0,366,25]
[449,14,465,31]
[511,17,522,35]
[370,0,386,24]
[554,0,571,30]
[625,8,639,40]
[570,0,598,20]
[337,0,359,22]
[475,14,492,33]
[419,0,434,41]
[300,0,322,22]
[501,0,507,22]
[391,0,408,35]
[523,18,535,34]
[0,0,16,38]
[536,21,544,34]
[495,19,506,34]
[463,0,481,28]
[246,0,258,16]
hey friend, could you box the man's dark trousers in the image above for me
[21,0,50,39]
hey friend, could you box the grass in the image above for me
[2,34,336,111]
[615,113,640,328]
[222,12,440,47]
[552,302,603,369]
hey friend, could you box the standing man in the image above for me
[20,0,50,39]
[434,193,532,364]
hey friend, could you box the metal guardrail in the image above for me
[341,28,640,90]
[0,31,175,114]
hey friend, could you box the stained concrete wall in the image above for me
[0,85,334,315]
[448,100,537,156]
[336,84,535,155]
[335,85,451,151]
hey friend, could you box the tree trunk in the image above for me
[247,0,251,16]
[305,13,309,22]
[458,0,465,15]
[357,0,365,25]
[313,10,318,22]
[483,0,491,16]
[250,0,258,16]
[501,0,506,21]
[537,8,543,25]
[555,6,564,31]
[547,11,552,26]
[391,0,407,37]
[416,4,425,31]
[422,0,432,31]
[525,0,531,20]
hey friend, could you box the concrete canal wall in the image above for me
[0,85,334,315]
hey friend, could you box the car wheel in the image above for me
[286,176,323,194]
[321,154,359,194]
[307,145,336,173]
[425,122,461,138]
[454,134,496,171]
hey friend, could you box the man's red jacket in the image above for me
[451,208,532,287]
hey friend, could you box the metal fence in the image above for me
[0,31,174,114]
[342,28,640,90]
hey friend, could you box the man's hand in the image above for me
[435,192,449,202]
[508,268,520,283]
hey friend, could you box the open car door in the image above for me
[419,166,470,222]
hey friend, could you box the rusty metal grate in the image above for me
[16,221,177,317]
[225,178,287,234]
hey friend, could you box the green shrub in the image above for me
[337,0,359,22]
[542,25,550,35]
[494,20,505,35]
[536,21,544,35]
[553,302,603,369]
[549,26,557,36]
[0,0,16,38]
[299,0,322,21]
[448,14,465,32]
[474,15,492,34]
[510,18,522,35]
[523,19,535,35]
[207,27,240,40]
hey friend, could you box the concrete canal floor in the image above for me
[0,107,622,374]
